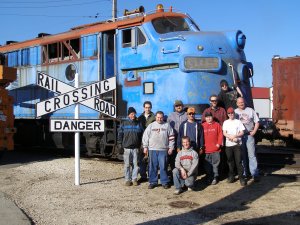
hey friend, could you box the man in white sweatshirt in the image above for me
[142,111,175,189]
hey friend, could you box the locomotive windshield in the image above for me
[152,16,190,34]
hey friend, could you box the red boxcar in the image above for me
[272,56,300,142]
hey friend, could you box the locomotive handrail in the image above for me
[159,35,186,42]
[228,63,236,85]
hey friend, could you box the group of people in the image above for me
[117,80,260,195]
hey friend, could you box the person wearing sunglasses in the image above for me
[222,107,247,186]
[177,107,204,154]
[201,94,227,127]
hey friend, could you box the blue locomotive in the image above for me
[0,4,254,157]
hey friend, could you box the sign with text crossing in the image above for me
[36,72,116,118]
[50,119,104,132]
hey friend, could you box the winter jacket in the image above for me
[117,118,143,149]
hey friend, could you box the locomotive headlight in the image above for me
[226,30,246,51]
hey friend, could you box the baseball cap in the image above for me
[187,107,196,114]
[227,107,235,114]
[174,100,183,106]
[204,112,213,117]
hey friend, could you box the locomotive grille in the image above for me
[184,57,219,70]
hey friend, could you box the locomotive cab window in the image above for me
[152,17,190,34]
[122,27,146,48]
[122,29,132,48]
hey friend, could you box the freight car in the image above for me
[0,62,17,152]
[0,4,254,157]
[272,56,300,145]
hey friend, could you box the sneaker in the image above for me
[187,187,195,191]
[227,177,235,183]
[253,176,260,182]
[174,189,183,195]
[240,178,247,186]
[125,181,132,186]
[162,184,170,189]
[211,178,218,185]
[148,184,157,189]
[132,179,138,186]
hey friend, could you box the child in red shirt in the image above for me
[202,112,223,185]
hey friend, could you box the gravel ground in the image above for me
[0,155,299,225]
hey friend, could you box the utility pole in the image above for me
[112,0,117,20]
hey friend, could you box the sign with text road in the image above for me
[36,72,116,118]
[50,119,104,132]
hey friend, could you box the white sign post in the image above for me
[36,71,116,186]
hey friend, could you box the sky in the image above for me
[1,0,300,87]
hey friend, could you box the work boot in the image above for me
[240,178,247,186]
[227,176,235,183]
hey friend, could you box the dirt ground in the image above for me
[0,150,299,225]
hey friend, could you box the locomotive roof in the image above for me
[0,11,187,52]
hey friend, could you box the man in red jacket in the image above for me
[202,112,223,185]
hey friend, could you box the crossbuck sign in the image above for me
[36,72,116,119]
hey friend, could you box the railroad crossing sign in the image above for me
[36,72,116,118]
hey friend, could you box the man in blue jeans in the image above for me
[117,107,144,186]
[142,111,175,189]
[235,97,260,181]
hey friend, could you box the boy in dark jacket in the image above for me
[117,107,143,186]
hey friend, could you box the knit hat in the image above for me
[220,79,228,87]
[227,107,235,114]
[127,107,136,115]
[187,107,196,114]
[204,112,213,117]
[174,100,183,106]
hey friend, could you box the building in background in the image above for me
[251,87,272,118]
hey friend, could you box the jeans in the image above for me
[148,150,169,185]
[225,145,243,178]
[241,135,258,177]
[123,148,139,181]
[172,168,195,190]
[204,152,220,179]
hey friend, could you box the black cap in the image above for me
[128,107,136,115]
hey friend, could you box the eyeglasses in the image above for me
[188,113,195,115]
[175,105,182,107]
[210,100,217,102]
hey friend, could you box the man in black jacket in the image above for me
[117,107,144,186]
